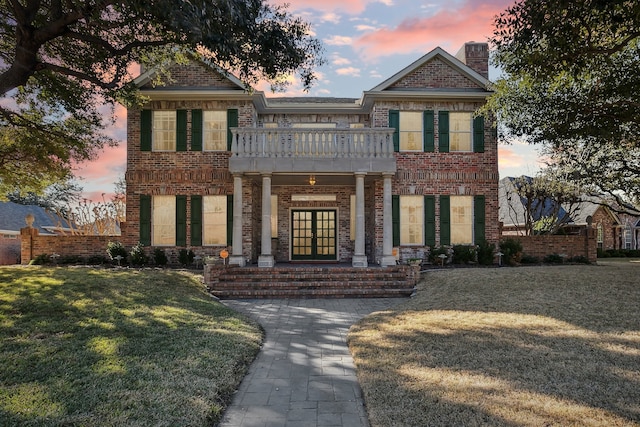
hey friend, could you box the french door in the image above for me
[291,210,337,261]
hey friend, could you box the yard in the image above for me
[349,260,640,427]
[0,267,263,426]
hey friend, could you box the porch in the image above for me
[227,127,398,269]
[205,263,419,299]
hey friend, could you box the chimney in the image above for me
[455,42,489,79]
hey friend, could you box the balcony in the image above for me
[229,128,397,174]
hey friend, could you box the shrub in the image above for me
[29,254,50,265]
[86,255,109,265]
[543,253,564,264]
[476,240,496,265]
[499,238,523,266]
[520,254,540,264]
[428,246,450,265]
[59,255,85,265]
[107,241,128,264]
[453,245,476,264]
[130,242,148,266]
[179,249,195,266]
[153,248,169,266]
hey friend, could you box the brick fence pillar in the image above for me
[20,226,39,265]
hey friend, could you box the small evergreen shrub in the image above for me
[179,249,195,266]
[29,254,50,265]
[543,253,564,264]
[86,255,108,265]
[520,254,540,264]
[452,245,476,264]
[499,238,523,266]
[476,240,496,265]
[428,246,450,265]
[153,248,169,266]
[59,255,84,265]
[107,241,128,264]
[130,242,148,266]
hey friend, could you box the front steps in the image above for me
[205,264,419,299]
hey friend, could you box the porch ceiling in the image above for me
[245,173,380,186]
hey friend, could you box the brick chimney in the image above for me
[455,42,489,79]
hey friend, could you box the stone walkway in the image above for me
[219,298,406,427]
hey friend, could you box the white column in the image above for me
[352,172,368,267]
[229,174,245,266]
[381,173,397,267]
[258,174,275,267]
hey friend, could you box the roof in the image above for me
[0,201,67,235]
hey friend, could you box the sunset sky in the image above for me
[75,0,543,201]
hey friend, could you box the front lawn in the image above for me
[0,267,263,426]
[349,261,640,427]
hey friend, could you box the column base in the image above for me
[258,255,275,268]
[380,255,398,267]
[228,255,246,267]
[352,255,368,268]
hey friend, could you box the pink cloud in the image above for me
[353,1,512,61]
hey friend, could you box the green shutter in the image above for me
[424,196,436,246]
[389,110,400,152]
[227,109,238,151]
[440,195,451,246]
[176,195,187,246]
[392,195,400,246]
[473,115,485,153]
[140,195,151,245]
[474,195,486,244]
[438,111,449,153]
[140,110,152,151]
[176,110,187,151]
[423,110,434,152]
[190,196,202,246]
[191,109,203,151]
[227,195,234,247]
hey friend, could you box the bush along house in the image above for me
[124,42,499,295]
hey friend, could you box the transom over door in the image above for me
[291,210,337,261]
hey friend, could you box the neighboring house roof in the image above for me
[0,201,68,235]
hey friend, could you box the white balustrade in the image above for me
[231,128,395,159]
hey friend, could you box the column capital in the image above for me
[382,172,395,178]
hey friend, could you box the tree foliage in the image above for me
[0,0,323,195]
[486,0,640,198]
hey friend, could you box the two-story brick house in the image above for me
[124,42,499,269]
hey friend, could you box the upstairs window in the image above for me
[449,112,473,152]
[153,111,176,151]
[399,112,423,151]
[203,111,227,151]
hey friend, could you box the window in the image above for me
[203,196,227,245]
[449,112,472,152]
[450,196,473,244]
[597,224,603,249]
[399,112,423,151]
[624,224,632,249]
[350,194,356,241]
[400,196,424,245]
[152,196,176,246]
[153,111,176,151]
[271,195,278,237]
[203,111,227,151]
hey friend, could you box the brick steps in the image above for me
[206,265,418,299]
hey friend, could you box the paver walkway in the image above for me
[219,298,406,427]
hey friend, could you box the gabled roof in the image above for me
[368,46,490,92]
[0,201,66,235]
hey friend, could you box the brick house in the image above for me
[124,42,499,268]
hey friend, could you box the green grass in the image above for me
[0,266,263,426]
[349,261,640,427]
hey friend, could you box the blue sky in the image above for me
[76,0,543,200]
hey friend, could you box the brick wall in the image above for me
[20,227,116,264]
[511,230,597,263]
[388,57,479,89]
[0,236,20,265]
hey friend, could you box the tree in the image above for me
[503,173,583,236]
[7,180,83,216]
[486,0,640,198]
[0,0,323,195]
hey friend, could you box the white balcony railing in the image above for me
[230,128,395,159]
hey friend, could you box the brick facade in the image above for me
[122,43,499,266]
[513,230,597,263]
